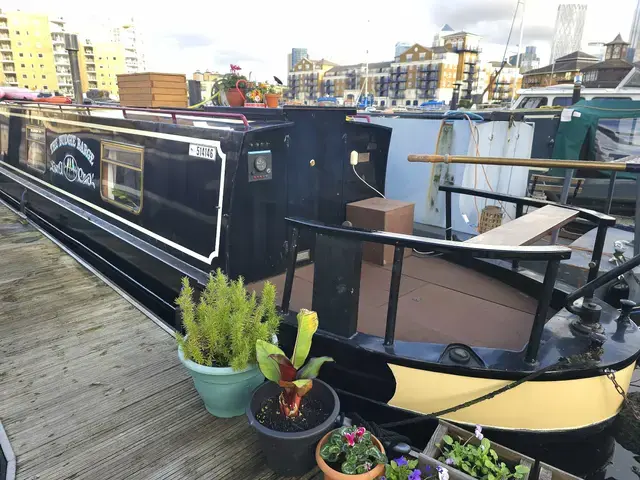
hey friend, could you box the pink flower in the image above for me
[356,427,366,439]
[344,432,356,447]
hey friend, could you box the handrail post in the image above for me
[384,245,405,346]
[525,259,560,364]
[512,203,524,270]
[605,172,617,215]
[281,227,299,314]
[587,221,608,283]
[445,190,452,241]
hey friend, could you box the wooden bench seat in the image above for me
[465,205,579,246]
[528,174,584,200]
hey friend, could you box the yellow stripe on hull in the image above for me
[388,362,634,432]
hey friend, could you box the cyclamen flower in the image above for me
[395,457,408,467]
[408,468,422,480]
[356,426,366,439]
[436,466,450,480]
[344,432,356,447]
[363,462,372,471]
[474,425,484,441]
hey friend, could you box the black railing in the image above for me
[439,185,616,284]
[281,216,570,364]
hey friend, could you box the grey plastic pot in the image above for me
[178,345,264,418]
[247,379,340,476]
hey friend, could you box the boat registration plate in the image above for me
[189,144,217,160]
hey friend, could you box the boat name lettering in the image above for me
[50,154,96,189]
[50,135,95,166]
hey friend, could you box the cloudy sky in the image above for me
[11,0,639,82]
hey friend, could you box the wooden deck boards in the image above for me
[0,204,320,479]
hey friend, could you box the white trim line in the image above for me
[0,421,16,480]
[0,160,219,264]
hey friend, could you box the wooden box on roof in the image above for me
[117,72,188,108]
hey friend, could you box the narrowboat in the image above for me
[1,101,639,438]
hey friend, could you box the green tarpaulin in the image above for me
[551,99,640,179]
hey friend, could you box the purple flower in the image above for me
[436,466,450,480]
[474,425,484,441]
[395,457,408,467]
[408,469,422,480]
[380,477,386,480]
[423,465,432,474]
[445,458,455,465]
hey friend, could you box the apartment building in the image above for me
[323,61,392,106]
[0,9,145,98]
[485,62,522,102]
[286,57,337,102]
[79,40,126,97]
[0,10,69,94]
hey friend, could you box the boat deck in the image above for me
[0,203,320,480]
[250,256,539,351]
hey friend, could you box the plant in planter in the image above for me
[437,426,529,480]
[265,85,281,108]
[245,82,268,107]
[317,425,387,478]
[247,309,340,476]
[384,456,450,480]
[222,64,247,107]
[176,269,280,418]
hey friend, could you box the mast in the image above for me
[511,0,526,104]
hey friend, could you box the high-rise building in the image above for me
[290,48,308,70]
[0,10,71,95]
[549,4,587,63]
[509,45,541,73]
[394,42,412,58]
[0,9,145,98]
[585,41,606,60]
[628,0,640,61]
[432,24,454,48]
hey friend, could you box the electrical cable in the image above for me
[352,164,385,198]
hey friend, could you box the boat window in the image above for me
[520,96,548,108]
[0,123,7,156]
[592,96,632,101]
[100,141,143,214]
[552,96,584,106]
[22,125,46,172]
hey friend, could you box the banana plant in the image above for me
[256,309,333,417]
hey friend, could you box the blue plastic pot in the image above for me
[178,345,265,418]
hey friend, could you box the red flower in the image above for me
[356,427,366,439]
[344,432,356,447]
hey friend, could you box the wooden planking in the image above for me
[465,205,578,246]
[118,87,188,95]
[117,73,187,84]
[0,203,320,479]
[119,80,190,89]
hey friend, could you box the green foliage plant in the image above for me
[256,309,333,417]
[176,269,281,371]
[319,426,387,475]
[438,426,529,480]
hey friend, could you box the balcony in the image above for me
[0,43,11,51]
[0,22,7,30]
[2,55,13,62]
[3,66,14,72]
[51,35,64,44]
[84,48,94,55]
[87,74,96,81]
[5,74,16,82]
[88,81,98,88]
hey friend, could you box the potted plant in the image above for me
[176,269,280,418]
[425,421,532,480]
[222,64,247,107]
[265,85,281,108]
[385,455,451,480]
[245,82,267,107]
[247,309,338,476]
[316,425,387,479]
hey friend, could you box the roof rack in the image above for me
[2,100,251,130]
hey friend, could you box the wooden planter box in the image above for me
[117,72,187,108]
[423,421,534,480]
[537,462,581,480]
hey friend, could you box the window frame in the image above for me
[99,140,144,214]
[0,122,8,156]
[22,124,47,173]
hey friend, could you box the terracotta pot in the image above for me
[226,88,244,107]
[265,93,281,108]
[315,429,386,480]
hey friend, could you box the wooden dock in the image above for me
[0,203,320,480]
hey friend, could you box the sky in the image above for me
[10,0,640,82]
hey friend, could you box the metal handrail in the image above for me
[285,217,571,261]
[2,100,251,130]
[281,216,564,364]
